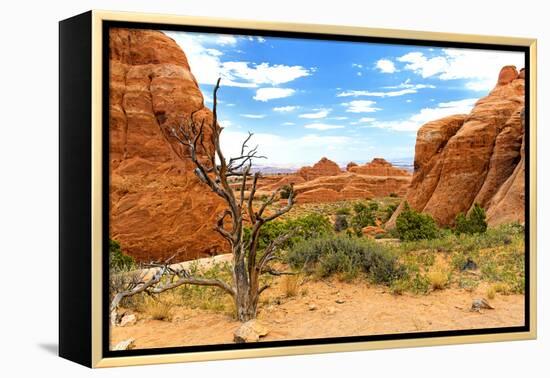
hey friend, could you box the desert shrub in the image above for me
[395,202,439,241]
[109,239,135,271]
[333,214,349,232]
[454,203,488,235]
[350,201,377,236]
[288,235,405,284]
[244,213,333,252]
[389,192,398,198]
[336,206,351,215]
[280,184,292,199]
[383,203,398,222]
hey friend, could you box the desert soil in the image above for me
[110,278,524,349]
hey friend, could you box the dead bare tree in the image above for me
[110,78,296,323]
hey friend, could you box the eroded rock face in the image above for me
[109,28,227,262]
[387,66,525,228]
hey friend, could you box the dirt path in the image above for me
[111,279,524,349]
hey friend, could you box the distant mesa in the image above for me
[387,65,526,228]
[348,158,410,177]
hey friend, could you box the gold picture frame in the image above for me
[59,9,537,368]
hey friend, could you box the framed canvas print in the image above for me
[59,10,537,368]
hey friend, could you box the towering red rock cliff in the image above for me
[109,28,227,262]
[387,66,525,228]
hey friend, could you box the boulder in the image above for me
[233,320,269,343]
[112,338,135,351]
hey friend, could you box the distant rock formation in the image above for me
[346,161,358,171]
[349,158,410,176]
[109,28,227,262]
[387,66,525,228]
[258,157,411,204]
[297,157,342,181]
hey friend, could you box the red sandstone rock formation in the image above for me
[349,158,410,176]
[109,28,227,262]
[387,66,525,228]
[294,172,411,203]
[296,157,342,180]
[346,161,358,171]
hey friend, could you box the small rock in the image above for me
[325,306,337,315]
[308,303,318,311]
[234,320,269,343]
[471,298,495,312]
[112,338,135,351]
[119,313,137,327]
[335,299,345,304]
[461,258,478,271]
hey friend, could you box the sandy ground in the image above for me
[111,278,524,349]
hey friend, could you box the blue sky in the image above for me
[164,30,524,167]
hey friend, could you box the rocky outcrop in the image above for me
[346,161,358,171]
[297,157,342,180]
[349,158,410,176]
[109,28,227,262]
[387,66,525,228]
[293,172,411,203]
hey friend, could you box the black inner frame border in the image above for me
[102,19,531,359]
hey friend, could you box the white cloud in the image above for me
[357,72,363,76]
[273,106,299,112]
[342,100,381,113]
[282,122,295,126]
[253,88,295,102]
[304,123,345,130]
[220,131,357,165]
[375,59,397,73]
[358,117,376,123]
[397,49,524,91]
[337,88,416,98]
[216,35,237,45]
[337,81,434,98]
[241,114,266,119]
[299,108,331,119]
[352,63,363,68]
[221,61,311,86]
[331,116,348,120]
[256,36,266,43]
[406,99,412,103]
[219,119,234,128]
[165,31,311,88]
[366,98,477,132]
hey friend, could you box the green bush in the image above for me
[350,201,376,236]
[288,235,405,284]
[243,213,333,252]
[280,184,292,199]
[333,214,349,232]
[335,207,351,216]
[395,202,439,241]
[454,203,488,235]
[109,239,135,271]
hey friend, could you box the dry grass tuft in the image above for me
[139,297,173,321]
[427,271,448,290]
[282,274,300,298]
